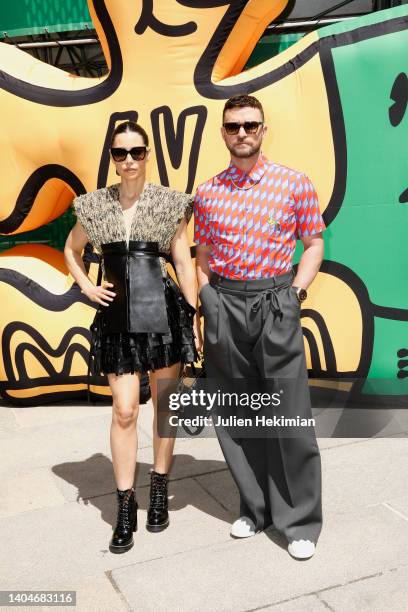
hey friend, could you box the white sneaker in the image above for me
[230,516,256,538]
[288,539,316,559]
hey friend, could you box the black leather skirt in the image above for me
[90,275,197,376]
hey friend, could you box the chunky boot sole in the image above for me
[109,515,138,553]
[146,517,169,532]
[109,537,134,554]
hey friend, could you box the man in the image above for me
[194,94,325,559]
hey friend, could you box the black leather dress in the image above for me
[88,240,197,378]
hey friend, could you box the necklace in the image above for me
[230,175,262,191]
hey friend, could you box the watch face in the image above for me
[298,288,307,302]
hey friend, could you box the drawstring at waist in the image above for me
[250,287,285,322]
[209,270,295,336]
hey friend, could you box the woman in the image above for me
[64,121,202,554]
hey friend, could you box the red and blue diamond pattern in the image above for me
[193,154,326,279]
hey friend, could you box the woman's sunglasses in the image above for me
[110,146,149,162]
[223,121,263,135]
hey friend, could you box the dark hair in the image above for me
[110,121,149,148]
[223,94,264,122]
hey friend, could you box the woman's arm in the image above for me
[64,220,116,307]
[195,244,212,292]
[171,218,203,352]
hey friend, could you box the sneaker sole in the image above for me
[288,550,315,560]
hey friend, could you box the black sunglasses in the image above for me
[223,121,263,135]
[110,146,149,162]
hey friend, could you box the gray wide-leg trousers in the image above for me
[201,270,322,544]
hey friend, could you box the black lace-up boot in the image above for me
[146,471,169,532]
[109,487,138,553]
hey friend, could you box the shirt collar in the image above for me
[226,152,269,183]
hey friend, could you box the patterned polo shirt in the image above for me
[193,153,326,279]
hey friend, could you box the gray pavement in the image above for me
[0,398,407,612]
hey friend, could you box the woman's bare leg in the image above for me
[107,371,141,490]
[149,362,182,474]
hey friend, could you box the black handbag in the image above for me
[176,359,207,436]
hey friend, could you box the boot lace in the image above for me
[117,490,133,529]
[150,475,167,510]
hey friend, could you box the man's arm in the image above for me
[193,183,213,292]
[292,232,324,290]
[292,171,325,290]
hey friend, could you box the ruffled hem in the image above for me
[88,276,197,377]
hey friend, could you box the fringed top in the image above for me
[72,182,194,276]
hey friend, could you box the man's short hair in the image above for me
[223,94,264,122]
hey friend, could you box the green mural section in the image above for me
[0,209,76,253]
[292,6,408,391]
[0,0,92,38]
[368,316,408,385]
[329,28,408,309]
[325,10,407,389]
[245,33,304,67]
[316,3,408,37]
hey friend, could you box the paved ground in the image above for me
[0,397,407,612]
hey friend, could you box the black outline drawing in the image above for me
[151,105,207,193]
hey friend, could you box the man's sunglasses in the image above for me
[223,121,263,135]
[110,146,149,162]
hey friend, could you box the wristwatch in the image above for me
[292,286,308,302]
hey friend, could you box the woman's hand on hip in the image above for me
[82,281,116,307]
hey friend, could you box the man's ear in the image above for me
[220,126,226,143]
